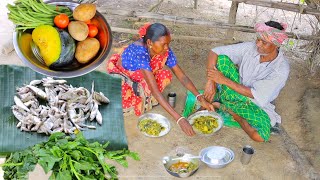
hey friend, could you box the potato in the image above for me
[73,3,96,22]
[68,21,89,41]
[75,38,100,64]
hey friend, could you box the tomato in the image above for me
[54,14,69,29]
[85,19,91,24]
[90,18,100,27]
[97,29,108,49]
[88,24,98,38]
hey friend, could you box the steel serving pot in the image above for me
[13,0,112,78]
[162,153,200,178]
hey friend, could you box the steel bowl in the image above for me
[12,0,112,78]
[162,154,200,178]
[199,146,235,169]
[137,113,171,137]
[187,110,224,136]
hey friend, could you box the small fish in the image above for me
[95,110,102,125]
[12,108,25,122]
[43,79,67,85]
[16,122,22,128]
[79,123,96,129]
[29,79,42,86]
[27,85,47,100]
[14,96,30,112]
[13,78,109,134]
[89,101,99,121]
[23,100,35,107]
[93,92,110,104]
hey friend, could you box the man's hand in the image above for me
[204,80,216,102]
[207,69,226,84]
[178,118,195,136]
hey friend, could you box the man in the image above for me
[204,21,289,142]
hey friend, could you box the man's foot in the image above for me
[212,102,221,109]
[270,123,281,135]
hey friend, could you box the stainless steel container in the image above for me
[167,92,176,108]
[162,153,200,178]
[240,145,255,165]
[199,146,235,169]
[12,1,112,78]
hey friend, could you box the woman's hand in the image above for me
[178,118,195,136]
[198,95,215,111]
[204,80,216,102]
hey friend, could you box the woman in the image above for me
[107,23,214,136]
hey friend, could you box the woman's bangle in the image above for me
[176,117,185,125]
[196,94,203,101]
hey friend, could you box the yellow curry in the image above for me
[138,118,165,136]
[192,115,218,134]
[169,161,197,173]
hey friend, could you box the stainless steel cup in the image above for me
[240,145,254,165]
[168,92,176,108]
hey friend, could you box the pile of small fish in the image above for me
[12,77,110,135]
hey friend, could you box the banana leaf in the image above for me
[0,65,128,155]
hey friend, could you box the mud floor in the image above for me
[1,0,320,179]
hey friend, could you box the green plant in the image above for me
[1,132,140,180]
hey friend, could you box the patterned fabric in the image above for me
[121,42,177,71]
[212,41,290,126]
[255,22,288,46]
[217,55,271,141]
[107,42,174,116]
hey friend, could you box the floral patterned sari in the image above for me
[107,45,173,116]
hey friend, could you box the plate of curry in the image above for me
[187,110,223,136]
[137,113,171,137]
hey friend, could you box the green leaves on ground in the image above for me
[0,147,37,180]
[0,132,140,180]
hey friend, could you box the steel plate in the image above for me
[187,110,224,136]
[137,113,171,137]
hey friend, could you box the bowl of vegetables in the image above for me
[137,113,171,137]
[11,0,112,78]
[162,153,200,178]
[187,110,224,136]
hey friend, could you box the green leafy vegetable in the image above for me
[0,132,140,180]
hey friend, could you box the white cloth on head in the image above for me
[212,41,290,126]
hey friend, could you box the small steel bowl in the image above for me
[199,146,234,169]
[162,154,200,178]
[13,0,112,78]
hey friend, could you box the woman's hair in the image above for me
[265,21,284,30]
[142,23,170,43]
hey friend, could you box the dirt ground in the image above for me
[1,0,320,179]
